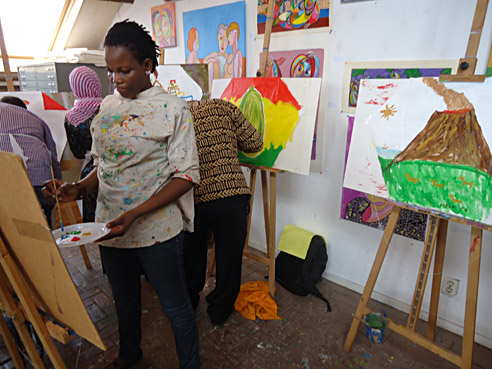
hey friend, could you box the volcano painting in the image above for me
[344,77,492,226]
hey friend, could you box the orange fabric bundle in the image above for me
[234,281,281,321]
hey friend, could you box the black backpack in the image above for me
[275,235,331,312]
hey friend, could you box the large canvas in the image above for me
[341,117,428,241]
[155,64,209,101]
[0,91,67,161]
[257,0,330,35]
[344,77,492,227]
[261,48,324,162]
[211,77,321,175]
[151,2,177,48]
[342,60,458,114]
[183,2,246,91]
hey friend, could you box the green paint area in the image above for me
[239,143,283,167]
[351,68,367,78]
[240,86,265,137]
[380,157,492,222]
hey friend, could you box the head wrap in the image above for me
[65,66,103,127]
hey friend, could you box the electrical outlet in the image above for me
[442,277,459,296]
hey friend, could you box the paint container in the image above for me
[363,312,387,343]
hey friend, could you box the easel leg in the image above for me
[0,310,26,369]
[461,227,482,369]
[427,219,448,340]
[0,267,44,368]
[1,254,67,369]
[344,206,401,352]
[244,169,257,252]
[79,245,92,270]
[261,171,271,246]
[407,216,440,331]
[267,172,277,297]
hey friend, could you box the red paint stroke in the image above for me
[443,108,472,115]
[220,78,301,110]
[72,236,81,241]
[377,83,396,90]
[470,236,479,253]
[366,97,389,105]
[42,92,67,111]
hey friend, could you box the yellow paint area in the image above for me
[227,96,300,154]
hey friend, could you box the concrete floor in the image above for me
[0,243,491,369]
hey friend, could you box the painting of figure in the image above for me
[151,3,176,48]
[257,0,330,34]
[183,2,246,90]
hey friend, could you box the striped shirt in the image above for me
[0,102,62,185]
[188,99,263,203]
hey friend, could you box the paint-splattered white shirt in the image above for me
[91,86,199,248]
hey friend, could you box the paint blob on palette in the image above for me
[52,223,110,247]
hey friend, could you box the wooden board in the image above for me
[0,151,105,350]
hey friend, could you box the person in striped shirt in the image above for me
[0,97,61,227]
[184,98,263,325]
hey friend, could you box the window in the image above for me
[0,0,67,69]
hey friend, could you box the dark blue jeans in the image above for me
[100,232,200,368]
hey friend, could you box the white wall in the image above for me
[111,0,492,348]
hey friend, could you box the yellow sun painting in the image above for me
[380,104,397,120]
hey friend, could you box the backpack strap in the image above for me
[308,285,332,312]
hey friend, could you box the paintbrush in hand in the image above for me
[50,166,64,232]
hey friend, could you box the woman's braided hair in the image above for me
[104,19,160,72]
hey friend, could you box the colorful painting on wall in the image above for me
[183,2,246,91]
[341,60,458,114]
[0,91,67,161]
[155,64,209,101]
[260,49,324,78]
[257,0,330,35]
[341,117,427,241]
[344,77,492,227]
[211,77,321,175]
[151,3,177,48]
[260,48,324,161]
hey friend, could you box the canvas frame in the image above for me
[341,60,459,114]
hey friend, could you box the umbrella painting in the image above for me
[211,78,321,175]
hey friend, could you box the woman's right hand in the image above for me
[42,180,80,203]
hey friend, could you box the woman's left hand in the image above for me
[97,209,138,241]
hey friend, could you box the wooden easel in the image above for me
[343,204,489,369]
[344,2,490,368]
[0,152,106,368]
[0,17,15,92]
[0,233,70,369]
[241,0,279,297]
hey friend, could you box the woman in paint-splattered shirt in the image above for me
[43,20,200,369]
[91,84,198,248]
